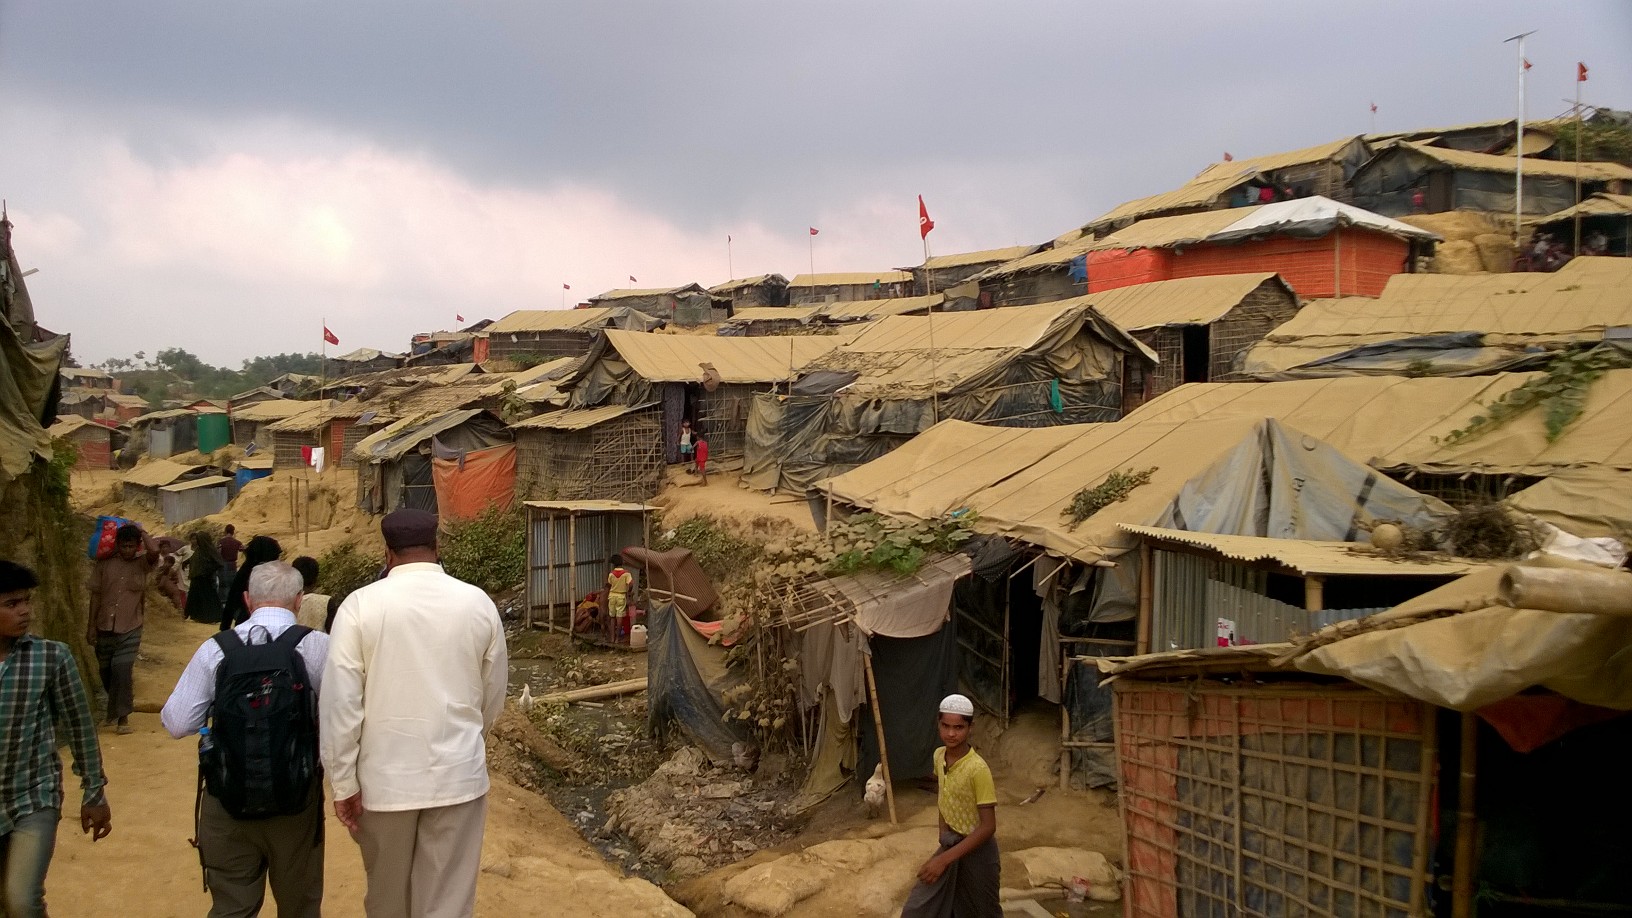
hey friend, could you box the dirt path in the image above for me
[43,609,690,916]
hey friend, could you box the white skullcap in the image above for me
[938,694,975,717]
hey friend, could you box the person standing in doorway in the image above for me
[677,419,696,471]
[2,560,113,916]
[88,523,157,734]
[217,525,244,605]
[321,509,507,918]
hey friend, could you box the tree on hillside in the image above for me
[1552,119,1632,166]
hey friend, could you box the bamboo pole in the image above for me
[1303,576,1325,612]
[540,678,647,705]
[1136,542,1154,655]
[862,650,898,824]
[1451,711,1479,918]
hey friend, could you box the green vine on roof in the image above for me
[1437,346,1632,446]
[1063,466,1156,529]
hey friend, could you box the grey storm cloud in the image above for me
[0,0,1626,364]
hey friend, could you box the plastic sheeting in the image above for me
[856,626,960,788]
[619,546,718,617]
[645,601,747,762]
[431,444,516,520]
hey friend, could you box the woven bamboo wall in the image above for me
[515,412,663,503]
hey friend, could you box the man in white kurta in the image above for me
[319,509,508,918]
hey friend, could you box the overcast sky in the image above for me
[2,1,1626,366]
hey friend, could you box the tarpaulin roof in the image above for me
[1121,371,1632,475]
[1371,141,1632,181]
[487,307,650,333]
[106,393,150,407]
[130,408,198,424]
[47,416,111,437]
[588,284,708,303]
[598,329,840,383]
[332,347,404,362]
[1202,196,1440,244]
[1083,273,1288,330]
[354,408,485,462]
[123,459,201,489]
[1539,192,1632,222]
[60,367,110,380]
[1507,470,1632,540]
[1119,524,1487,577]
[1084,208,1260,252]
[523,499,651,513]
[1085,138,1367,231]
[229,399,311,421]
[787,271,912,287]
[1243,257,1632,376]
[802,300,1155,396]
[914,245,1043,270]
[725,297,943,328]
[821,415,1449,565]
[968,239,1095,281]
[509,402,656,431]
[706,274,788,294]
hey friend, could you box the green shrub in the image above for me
[440,504,526,593]
[654,514,763,583]
[317,542,384,603]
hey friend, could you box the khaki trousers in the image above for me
[358,796,487,918]
[197,787,325,918]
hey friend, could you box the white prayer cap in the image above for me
[938,694,975,717]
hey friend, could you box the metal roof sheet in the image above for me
[601,330,839,383]
[1085,274,1283,330]
[487,307,620,333]
[787,271,913,287]
[523,500,653,513]
[510,402,656,431]
[1119,525,1487,576]
[160,475,233,493]
[235,456,275,470]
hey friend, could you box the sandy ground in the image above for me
[43,607,690,916]
[651,467,819,534]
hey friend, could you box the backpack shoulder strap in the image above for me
[212,629,246,655]
[273,625,312,651]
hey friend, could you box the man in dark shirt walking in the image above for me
[88,523,157,734]
[217,525,244,604]
[2,560,113,916]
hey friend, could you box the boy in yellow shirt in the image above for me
[901,693,1000,917]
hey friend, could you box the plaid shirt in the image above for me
[0,635,108,834]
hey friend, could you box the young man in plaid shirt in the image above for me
[1,560,113,916]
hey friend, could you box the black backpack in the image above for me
[202,625,320,820]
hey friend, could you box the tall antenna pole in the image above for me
[1574,72,1584,254]
[1504,30,1536,246]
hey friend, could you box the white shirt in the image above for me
[320,562,507,812]
[160,608,330,739]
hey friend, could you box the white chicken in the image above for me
[864,763,887,818]
[518,682,535,714]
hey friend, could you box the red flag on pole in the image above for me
[1578,62,1589,82]
[1222,152,1233,162]
[563,283,571,290]
[808,227,819,236]
[456,314,465,322]
[1522,57,1532,71]
[323,326,339,346]
[1369,101,1378,114]
[629,275,638,283]
[917,195,935,239]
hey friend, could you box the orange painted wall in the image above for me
[1169,228,1409,298]
[1086,249,1173,292]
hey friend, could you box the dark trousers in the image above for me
[95,627,141,721]
[197,787,324,918]
[217,562,237,605]
[900,828,1002,918]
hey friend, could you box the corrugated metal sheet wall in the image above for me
[526,507,648,629]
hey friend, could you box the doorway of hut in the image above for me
[951,539,1044,725]
[1433,705,1632,916]
[1181,325,1210,383]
